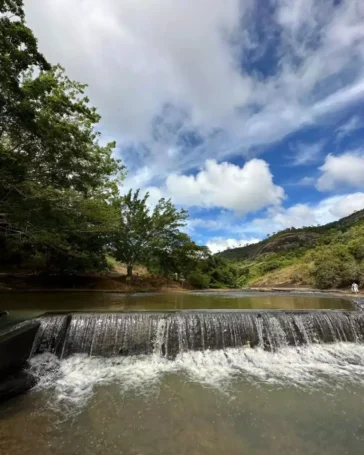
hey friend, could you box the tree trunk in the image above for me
[127,264,133,277]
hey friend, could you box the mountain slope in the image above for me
[218,209,364,261]
[217,209,364,289]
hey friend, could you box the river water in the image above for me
[1,292,363,454]
[0,291,354,326]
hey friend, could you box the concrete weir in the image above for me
[0,320,40,402]
[2,308,364,401]
[31,310,364,360]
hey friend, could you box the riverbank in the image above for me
[1,271,363,298]
[185,285,363,300]
[0,273,191,293]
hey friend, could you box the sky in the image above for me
[24,0,364,253]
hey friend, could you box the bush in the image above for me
[259,261,281,274]
[311,259,343,289]
[188,271,210,289]
[348,240,364,261]
[210,266,238,288]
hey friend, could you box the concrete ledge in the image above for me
[354,299,364,311]
[0,320,40,376]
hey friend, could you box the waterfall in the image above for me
[30,310,364,360]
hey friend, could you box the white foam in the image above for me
[30,343,364,407]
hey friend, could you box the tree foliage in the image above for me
[112,190,189,276]
[0,1,124,271]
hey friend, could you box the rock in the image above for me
[0,310,8,319]
[0,370,38,402]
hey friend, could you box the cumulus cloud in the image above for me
[316,152,364,191]
[23,0,364,183]
[152,159,285,214]
[318,193,364,219]
[252,193,364,235]
[206,237,260,254]
[187,192,364,253]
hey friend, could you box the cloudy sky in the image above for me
[24,0,364,252]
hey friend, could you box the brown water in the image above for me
[1,292,362,455]
[0,291,354,327]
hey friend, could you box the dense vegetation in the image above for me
[0,0,237,289]
[218,210,364,289]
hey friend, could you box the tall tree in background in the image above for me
[148,232,210,278]
[112,190,188,277]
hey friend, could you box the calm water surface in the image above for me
[0,291,354,327]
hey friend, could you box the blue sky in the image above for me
[25,0,364,252]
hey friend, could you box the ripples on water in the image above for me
[29,343,364,408]
[2,344,364,455]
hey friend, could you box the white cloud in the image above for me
[336,116,362,141]
[153,159,285,214]
[319,193,364,219]
[270,204,318,229]
[297,176,316,186]
[206,237,260,254]
[252,193,364,235]
[194,192,364,252]
[24,0,247,141]
[288,141,325,166]
[23,0,364,183]
[317,152,364,191]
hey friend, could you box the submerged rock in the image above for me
[0,370,38,402]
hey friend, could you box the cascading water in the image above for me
[30,310,364,360]
[4,302,364,454]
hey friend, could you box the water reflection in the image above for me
[0,291,354,314]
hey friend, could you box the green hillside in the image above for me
[217,209,364,289]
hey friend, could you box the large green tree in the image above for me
[148,232,209,278]
[0,0,124,272]
[112,190,188,276]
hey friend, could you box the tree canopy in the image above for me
[0,1,124,272]
[112,190,189,276]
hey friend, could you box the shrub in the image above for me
[311,259,343,289]
[348,240,364,261]
[188,271,210,289]
[259,261,281,274]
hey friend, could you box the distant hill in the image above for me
[216,209,364,289]
[217,209,364,261]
